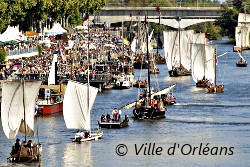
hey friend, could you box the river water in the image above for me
[1,40,250,167]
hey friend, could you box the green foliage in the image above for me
[0,0,106,33]
[0,48,6,63]
[215,4,239,39]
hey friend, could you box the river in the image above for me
[0,40,250,167]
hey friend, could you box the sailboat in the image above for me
[236,28,248,67]
[1,75,42,162]
[149,52,160,74]
[164,29,194,77]
[122,15,171,119]
[206,46,227,93]
[191,33,216,88]
[63,80,103,142]
[63,19,103,142]
[236,50,248,67]
[235,11,248,67]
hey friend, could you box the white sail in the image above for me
[164,30,194,71]
[193,33,206,44]
[63,80,98,130]
[48,54,58,85]
[205,45,217,84]
[164,31,178,71]
[191,43,206,83]
[235,26,250,48]
[1,80,42,139]
[179,30,194,71]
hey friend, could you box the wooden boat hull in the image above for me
[196,80,208,88]
[38,101,63,115]
[169,68,191,77]
[98,121,129,129]
[8,143,42,163]
[207,85,224,93]
[133,107,165,119]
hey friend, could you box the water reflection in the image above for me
[63,142,92,167]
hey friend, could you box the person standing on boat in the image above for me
[112,108,118,121]
[106,113,111,122]
[117,109,122,121]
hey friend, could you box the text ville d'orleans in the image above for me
[134,143,234,156]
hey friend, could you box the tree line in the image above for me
[0,0,106,33]
[0,0,249,40]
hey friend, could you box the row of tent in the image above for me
[0,23,67,45]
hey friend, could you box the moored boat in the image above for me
[37,85,65,115]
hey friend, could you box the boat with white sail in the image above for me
[1,76,42,163]
[63,80,103,142]
[164,29,194,77]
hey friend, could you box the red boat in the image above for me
[38,100,63,115]
[37,85,65,115]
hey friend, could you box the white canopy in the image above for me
[45,23,67,36]
[0,26,25,42]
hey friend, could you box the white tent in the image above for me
[0,26,25,42]
[45,23,67,36]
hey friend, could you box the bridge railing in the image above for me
[105,2,228,7]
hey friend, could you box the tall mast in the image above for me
[156,6,160,58]
[87,12,90,134]
[177,17,181,68]
[145,14,151,106]
[21,60,27,142]
[214,48,217,90]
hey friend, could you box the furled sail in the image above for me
[1,80,42,139]
[63,80,98,130]
[48,54,58,85]
[122,84,176,109]
[150,84,177,98]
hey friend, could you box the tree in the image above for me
[215,4,239,39]
[0,48,6,63]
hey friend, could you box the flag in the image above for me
[83,14,89,22]
[205,33,211,40]
[156,6,160,12]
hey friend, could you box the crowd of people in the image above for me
[0,27,134,84]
